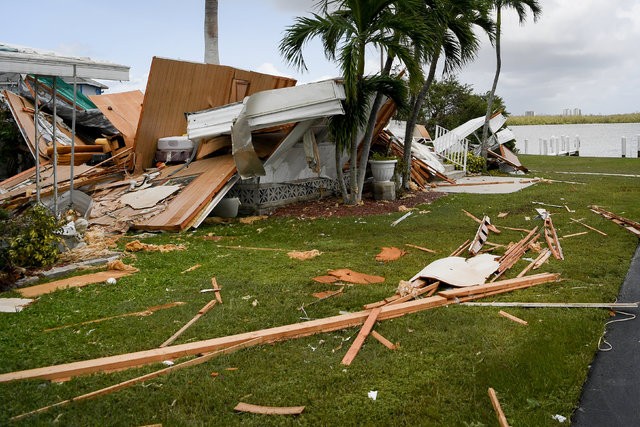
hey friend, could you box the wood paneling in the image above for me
[89,90,143,147]
[133,58,296,172]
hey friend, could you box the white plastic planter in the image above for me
[369,159,397,182]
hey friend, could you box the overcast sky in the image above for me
[1,0,639,115]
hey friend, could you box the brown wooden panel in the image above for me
[89,90,143,148]
[133,155,237,231]
[133,58,296,172]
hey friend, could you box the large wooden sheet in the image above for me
[89,90,143,147]
[132,155,237,231]
[133,58,296,172]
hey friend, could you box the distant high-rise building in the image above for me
[524,110,535,117]
[563,108,571,116]
[573,108,582,116]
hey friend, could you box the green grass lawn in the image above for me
[1,155,639,426]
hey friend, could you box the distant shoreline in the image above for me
[507,113,640,126]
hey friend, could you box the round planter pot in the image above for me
[369,159,397,182]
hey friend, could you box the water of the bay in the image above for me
[510,123,640,158]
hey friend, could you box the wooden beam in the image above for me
[10,338,261,422]
[516,249,550,278]
[234,402,305,415]
[462,210,501,234]
[438,273,560,299]
[498,310,528,325]
[341,308,382,365]
[488,388,510,427]
[569,218,607,236]
[159,300,217,348]
[0,296,450,383]
[211,277,223,304]
[370,330,397,350]
[16,270,135,298]
[387,282,440,306]
[405,243,437,254]
[461,302,638,309]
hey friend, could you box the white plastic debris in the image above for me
[552,414,567,423]
[162,360,175,366]
[105,277,117,285]
[251,299,259,307]
[368,390,378,401]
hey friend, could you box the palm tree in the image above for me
[280,0,425,204]
[401,0,493,188]
[204,0,219,64]
[480,0,541,162]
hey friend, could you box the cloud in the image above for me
[269,0,318,13]
[256,62,293,78]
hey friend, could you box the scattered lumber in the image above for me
[589,205,640,237]
[10,338,261,422]
[543,217,564,260]
[341,308,382,366]
[561,231,589,239]
[493,227,539,280]
[234,402,305,416]
[450,239,472,256]
[517,249,550,278]
[16,270,135,298]
[488,388,510,427]
[326,269,385,284]
[498,310,528,326]
[388,282,440,306]
[160,299,217,347]
[462,210,501,234]
[45,302,186,332]
[211,277,223,304]
[375,247,406,262]
[569,218,607,236]
[405,243,437,254]
[0,274,559,384]
[370,330,397,350]
[311,287,344,300]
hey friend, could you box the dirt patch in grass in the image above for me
[271,189,446,219]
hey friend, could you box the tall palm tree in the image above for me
[280,0,425,204]
[204,0,219,64]
[401,0,493,188]
[480,0,541,162]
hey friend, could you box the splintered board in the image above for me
[132,155,236,231]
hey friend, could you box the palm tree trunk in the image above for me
[480,6,502,164]
[335,142,349,204]
[355,55,394,198]
[204,0,220,64]
[402,50,440,189]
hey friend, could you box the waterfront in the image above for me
[510,123,640,158]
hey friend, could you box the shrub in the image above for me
[466,152,486,174]
[6,205,61,268]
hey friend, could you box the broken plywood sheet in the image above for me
[16,270,134,298]
[133,57,296,172]
[287,250,322,260]
[89,90,143,147]
[119,185,181,209]
[375,247,406,262]
[410,254,499,287]
[327,269,385,284]
[132,155,237,231]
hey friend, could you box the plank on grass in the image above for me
[16,270,134,298]
[234,402,305,415]
[341,308,382,365]
[160,299,217,347]
[498,310,528,325]
[488,387,510,427]
[0,296,450,383]
[370,330,397,350]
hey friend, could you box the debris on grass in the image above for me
[107,259,139,272]
[287,249,322,260]
[234,402,305,415]
[181,264,202,273]
[125,240,186,253]
[375,247,406,262]
[326,269,385,284]
[498,310,529,326]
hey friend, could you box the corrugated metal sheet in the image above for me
[133,57,296,172]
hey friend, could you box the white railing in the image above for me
[433,125,469,172]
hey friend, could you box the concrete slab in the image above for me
[433,176,538,194]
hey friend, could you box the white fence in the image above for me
[433,125,469,172]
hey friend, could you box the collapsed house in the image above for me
[1,44,527,235]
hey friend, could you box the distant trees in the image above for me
[397,76,507,137]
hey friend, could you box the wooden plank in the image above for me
[211,277,223,304]
[387,282,440,306]
[488,388,510,427]
[450,239,472,257]
[461,302,638,309]
[517,249,550,278]
[234,402,305,415]
[370,330,397,350]
[569,218,607,236]
[544,217,564,260]
[405,243,437,254]
[438,273,560,299]
[10,338,261,422]
[159,299,217,347]
[498,310,528,325]
[341,308,382,365]
[0,296,450,383]
[461,209,501,234]
[16,270,134,298]
[132,155,237,231]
